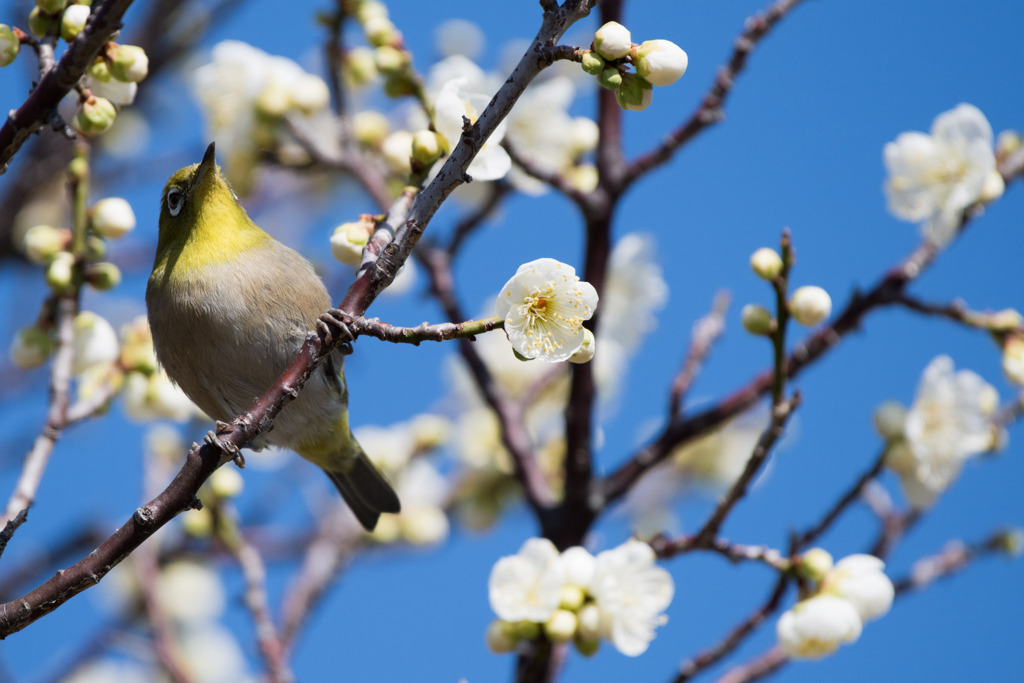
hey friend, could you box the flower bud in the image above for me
[410,414,450,450]
[351,110,390,147]
[85,235,107,260]
[254,83,290,120]
[46,251,75,292]
[593,21,631,61]
[559,584,586,611]
[634,39,688,87]
[90,197,136,238]
[568,117,599,155]
[72,311,119,375]
[568,328,596,364]
[512,620,540,640]
[750,247,783,280]
[411,130,445,166]
[356,0,388,22]
[382,72,415,98]
[23,224,67,263]
[343,46,378,86]
[27,9,51,38]
[35,0,67,14]
[60,3,90,42]
[574,636,601,657]
[210,467,244,499]
[597,67,622,90]
[486,620,517,653]
[1002,336,1024,386]
[980,169,1005,203]
[182,508,213,538]
[88,56,112,81]
[614,74,653,111]
[873,400,907,441]
[995,528,1024,557]
[883,440,915,475]
[108,44,148,82]
[0,24,20,67]
[576,604,602,641]
[74,96,117,135]
[543,609,578,643]
[331,221,371,265]
[10,326,53,369]
[567,164,599,193]
[996,130,1021,157]
[580,51,605,75]
[741,303,773,335]
[381,130,413,176]
[364,15,399,47]
[985,308,1023,332]
[374,45,408,74]
[796,547,834,582]
[290,74,330,114]
[789,286,832,326]
[85,261,121,290]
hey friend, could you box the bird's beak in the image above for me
[194,142,217,189]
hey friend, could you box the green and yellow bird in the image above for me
[146,143,400,530]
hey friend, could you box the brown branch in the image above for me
[669,292,730,417]
[621,0,808,190]
[0,0,136,173]
[650,533,789,571]
[340,313,503,345]
[0,511,29,562]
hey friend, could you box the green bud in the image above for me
[485,620,517,653]
[35,0,67,14]
[10,325,53,369]
[60,4,90,42]
[343,46,378,86]
[796,547,834,582]
[107,44,148,82]
[87,56,111,82]
[543,610,577,644]
[750,247,783,280]
[0,25,20,67]
[512,620,540,640]
[580,51,605,75]
[597,67,622,90]
[374,45,407,74]
[364,15,399,48]
[45,251,75,292]
[67,154,88,179]
[411,130,445,166]
[741,303,773,335]
[382,73,415,98]
[559,585,586,611]
[74,96,116,135]
[85,261,121,290]
[27,8,51,38]
[85,235,106,260]
[351,110,389,147]
[614,74,653,111]
[574,636,601,657]
[995,528,1024,557]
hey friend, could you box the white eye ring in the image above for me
[167,188,183,217]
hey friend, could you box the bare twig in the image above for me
[650,533,789,571]
[338,313,504,345]
[0,510,29,562]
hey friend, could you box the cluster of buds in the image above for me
[742,246,832,335]
[347,0,419,98]
[581,21,688,111]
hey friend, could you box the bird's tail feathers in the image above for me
[325,450,401,531]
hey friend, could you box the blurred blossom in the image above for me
[123,369,199,423]
[599,233,668,353]
[777,594,862,660]
[157,560,226,623]
[434,78,511,181]
[821,554,894,623]
[884,103,995,246]
[425,55,497,100]
[65,659,152,683]
[892,355,997,508]
[144,423,187,468]
[177,623,252,683]
[435,18,485,60]
[393,459,451,545]
[355,423,418,474]
[489,538,565,623]
[72,311,120,375]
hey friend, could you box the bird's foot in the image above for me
[318,309,356,355]
[204,421,246,468]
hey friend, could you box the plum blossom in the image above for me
[777,594,863,660]
[884,103,996,246]
[821,554,894,623]
[489,538,565,623]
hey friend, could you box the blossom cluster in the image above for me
[487,538,673,657]
[582,21,688,111]
[876,355,999,508]
[777,552,894,659]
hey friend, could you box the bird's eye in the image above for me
[167,188,183,217]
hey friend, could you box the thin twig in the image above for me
[340,313,504,345]
[0,510,29,562]
[650,533,790,571]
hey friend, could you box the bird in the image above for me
[146,142,400,530]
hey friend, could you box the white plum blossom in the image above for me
[434,78,511,181]
[789,286,832,326]
[884,103,996,246]
[593,21,632,61]
[590,539,674,656]
[599,233,668,353]
[896,355,996,507]
[562,546,597,590]
[822,554,894,623]
[489,538,566,623]
[496,258,598,363]
[776,594,862,660]
[393,459,451,546]
[123,370,200,423]
[90,197,136,239]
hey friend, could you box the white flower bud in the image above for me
[91,197,136,239]
[10,326,52,369]
[485,620,517,653]
[0,24,20,67]
[343,46,378,86]
[356,0,388,22]
[873,400,907,441]
[45,251,75,292]
[364,16,399,47]
[382,130,414,176]
[568,164,599,193]
[23,224,67,263]
[290,74,330,114]
[399,505,449,546]
[576,604,602,641]
[797,547,834,582]
[108,44,149,83]
[634,40,688,87]
[593,21,631,61]
[331,221,371,265]
[980,169,1005,203]
[374,45,407,74]
[777,595,862,659]
[614,74,653,112]
[351,110,390,147]
[568,328,596,364]
[210,467,244,499]
[182,508,213,538]
[543,609,578,643]
[74,96,117,136]
[411,130,445,165]
[986,308,1023,332]
[750,247,783,280]
[741,303,773,335]
[409,414,450,450]
[72,311,119,375]
[559,585,586,611]
[60,4,90,42]
[789,286,832,326]
[1003,336,1024,386]
[996,130,1021,157]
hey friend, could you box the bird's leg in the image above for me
[318,309,356,355]
[204,420,246,468]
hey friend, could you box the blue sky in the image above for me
[1,0,1022,681]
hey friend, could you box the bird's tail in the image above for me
[323,450,401,531]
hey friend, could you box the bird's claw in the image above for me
[318,309,356,355]
[204,421,246,468]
